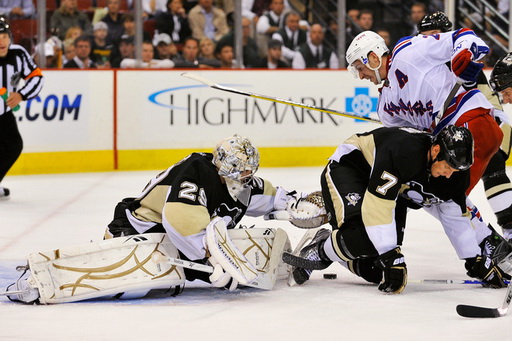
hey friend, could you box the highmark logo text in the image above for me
[148,84,344,126]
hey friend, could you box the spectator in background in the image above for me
[33,42,57,68]
[64,36,97,69]
[91,21,113,68]
[153,32,177,60]
[120,41,175,68]
[62,38,76,65]
[50,0,92,40]
[216,44,235,69]
[155,0,191,48]
[376,28,391,48]
[121,13,151,42]
[198,37,220,67]
[0,0,35,19]
[173,36,219,68]
[101,0,124,45]
[409,2,427,35]
[256,0,286,37]
[216,17,259,67]
[142,0,168,18]
[271,11,307,63]
[292,23,338,69]
[255,38,289,68]
[64,25,83,42]
[357,9,373,32]
[188,0,229,42]
[110,34,135,67]
[346,7,361,39]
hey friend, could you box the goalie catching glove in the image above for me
[264,190,328,228]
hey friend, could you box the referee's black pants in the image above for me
[0,111,23,183]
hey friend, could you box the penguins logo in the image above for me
[345,193,361,206]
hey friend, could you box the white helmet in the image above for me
[213,134,260,205]
[346,31,389,83]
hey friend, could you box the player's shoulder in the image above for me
[374,127,431,151]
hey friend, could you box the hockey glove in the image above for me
[465,256,507,288]
[375,247,407,294]
[451,48,484,84]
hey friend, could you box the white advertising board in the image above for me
[116,70,382,150]
[15,70,114,153]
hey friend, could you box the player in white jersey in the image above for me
[347,29,501,194]
[345,28,512,279]
[415,13,512,261]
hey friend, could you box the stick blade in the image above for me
[181,72,215,87]
[456,304,501,318]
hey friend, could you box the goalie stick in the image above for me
[456,283,512,318]
[181,72,382,124]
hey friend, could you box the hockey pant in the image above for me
[320,161,407,284]
[0,111,23,183]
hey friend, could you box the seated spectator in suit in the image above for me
[64,36,97,69]
[256,0,286,37]
[271,11,307,63]
[50,0,92,40]
[292,23,339,69]
[101,0,125,45]
[188,0,229,42]
[62,38,76,65]
[215,17,259,68]
[120,41,175,68]
[0,0,35,19]
[91,21,114,68]
[173,36,220,68]
[255,39,289,68]
[155,0,191,47]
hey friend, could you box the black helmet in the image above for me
[434,125,473,171]
[490,53,512,92]
[0,17,10,35]
[417,11,452,34]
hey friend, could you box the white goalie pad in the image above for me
[27,234,185,304]
[228,227,291,290]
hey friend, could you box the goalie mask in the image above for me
[213,134,260,205]
[433,125,474,171]
[346,31,389,84]
[490,52,512,93]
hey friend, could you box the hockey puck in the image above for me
[323,273,337,280]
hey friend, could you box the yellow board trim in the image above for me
[8,146,333,175]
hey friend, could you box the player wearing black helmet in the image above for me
[284,126,507,294]
[417,11,452,35]
[0,18,44,200]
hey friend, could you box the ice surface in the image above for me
[0,167,510,340]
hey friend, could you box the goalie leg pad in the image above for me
[26,233,185,304]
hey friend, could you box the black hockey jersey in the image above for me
[127,153,280,260]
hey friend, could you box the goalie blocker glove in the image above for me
[465,255,507,288]
[375,247,407,294]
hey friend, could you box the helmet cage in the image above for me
[213,135,260,204]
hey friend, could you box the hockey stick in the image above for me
[181,72,382,124]
[456,283,512,318]
[411,279,510,285]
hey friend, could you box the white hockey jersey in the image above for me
[379,28,494,135]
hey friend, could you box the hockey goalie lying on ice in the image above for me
[4,134,327,304]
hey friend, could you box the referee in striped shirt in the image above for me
[0,18,44,200]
